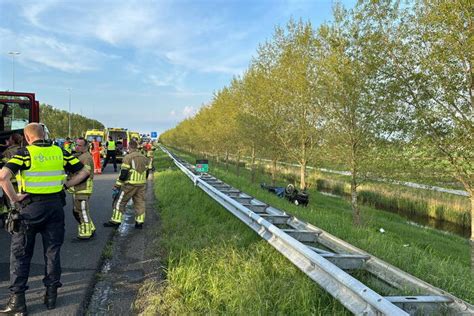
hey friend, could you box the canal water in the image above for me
[318,191,470,238]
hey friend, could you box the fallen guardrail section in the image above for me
[160,146,473,315]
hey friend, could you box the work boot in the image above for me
[0,292,28,315]
[135,222,143,229]
[44,286,57,310]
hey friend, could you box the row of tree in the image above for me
[40,104,104,139]
[160,1,473,239]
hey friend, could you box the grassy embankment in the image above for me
[228,155,470,229]
[135,149,473,314]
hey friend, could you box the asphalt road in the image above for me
[0,165,118,315]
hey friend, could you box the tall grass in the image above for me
[135,150,473,314]
[312,175,470,229]
[176,148,470,230]
[135,151,349,314]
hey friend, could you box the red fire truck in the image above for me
[0,91,42,155]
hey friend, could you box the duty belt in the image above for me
[21,193,63,206]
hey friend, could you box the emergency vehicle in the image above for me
[0,91,44,155]
[127,131,140,143]
[105,127,128,162]
[84,129,105,143]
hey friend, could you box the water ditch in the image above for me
[319,191,470,238]
[186,157,471,238]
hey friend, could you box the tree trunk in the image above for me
[251,146,256,183]
[271,158,277,186]
[470,193,474,270]
[351,148,361,226]
[470,193,473,241]
[236,151,241,177]
[225,151,229,171]
[299,140,307,189]
[300,160,306,190]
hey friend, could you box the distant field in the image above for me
[135,150,473,314]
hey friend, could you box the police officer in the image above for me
[0,123,89,314]
[104,140,149,229]
[67,137,96,240]
[0,134,23,225]
[63,137,72,153]
[2,134,23,162]
[102,136,117,172]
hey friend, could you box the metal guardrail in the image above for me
[160,146,474,315]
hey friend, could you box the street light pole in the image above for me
[8,51,20,91]
[68,88,72,138]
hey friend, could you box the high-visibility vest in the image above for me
[107,141,116,151]
[127,158,147,185]
[20,145,65,194]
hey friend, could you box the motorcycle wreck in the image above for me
[260,183,309,206]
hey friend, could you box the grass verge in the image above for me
[136,149,473,314]
[200,152,470,229]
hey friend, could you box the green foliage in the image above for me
[160,0,473,237]
[40,103,104,138]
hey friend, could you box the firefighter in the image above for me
[102,136,117,172]
[91,137,102,174]
[0,123,89,314]
[0,133,23,226]
[144,141,155,174]
[103,140,149,229]
[68,137,96,240]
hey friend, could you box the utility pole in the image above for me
[8,51,20,91]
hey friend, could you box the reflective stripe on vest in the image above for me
[107,141,116,151]
[21,145,65,194]
[127,158,147,184]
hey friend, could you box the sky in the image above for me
[0,0,356,135]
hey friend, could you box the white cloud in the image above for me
[168,105,197,120]
[17,1,254,76]
[21,0,59,28]
[183,106,196,118]
[0,28,109,73]
[92,4,163,47]
[164,50,247,75]
[146,70,187,88]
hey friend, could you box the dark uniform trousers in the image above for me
[102,150,117,171]
[10,197,64,293]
